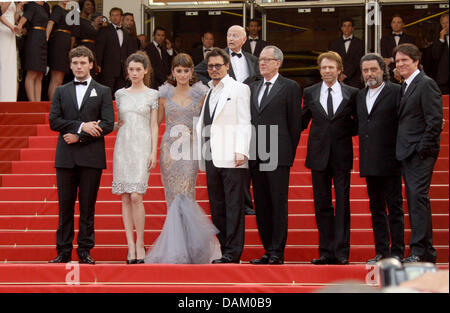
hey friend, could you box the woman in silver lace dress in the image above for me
[112,53,159,264]
[145,53,221,264]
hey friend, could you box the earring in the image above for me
[189,77,193,85]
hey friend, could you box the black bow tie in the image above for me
[343,38,352,42]
[74,81,88,86]
[231,52,242,58]
[249,38,258,42]
[393,33,403,37]
[115,26,123,31]
[204,48,211,52]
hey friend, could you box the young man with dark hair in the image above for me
[145,26,175,88]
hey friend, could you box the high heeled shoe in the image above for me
[136,247,146,264]
[126,259,137,264]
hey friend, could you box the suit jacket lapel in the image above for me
[259,76,284,114]
[79,80,95,111]
[252,80,264,112]
[312,84,328,117]
[69,81,79,112]
[212,83,231,121]
[333,83,350,119]
[399,71,423,111]
[369,82,390,116]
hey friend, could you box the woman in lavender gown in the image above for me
[145,53,221,264]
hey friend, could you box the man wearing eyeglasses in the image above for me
[248,46,302,265]
[196,48,252,264]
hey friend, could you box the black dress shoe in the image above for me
[49,254,72,263]
[250,254,270,265]
[366,254,385,264]
[403,255,422,263]
[78,253,95,264]
[336,257,349,265]
[211,256,240,264]
[126,259,137,264]
[245,208,256,215]
[268,256,284,265]
[311,256,336,265]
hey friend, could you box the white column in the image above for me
[102,0,146,34]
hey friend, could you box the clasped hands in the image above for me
[63,120,102,145]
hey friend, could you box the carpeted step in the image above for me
[0,245,448,263]
[0,125,38,137]
[0,213,447,230]
[0,113,48,125]
[0,102,51,113]
[0,198,448,215]
[0,137,29,149]
[0,229,448,246]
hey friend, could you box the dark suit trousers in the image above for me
[56,166,102,256]
[251,165,290,258]
[101,74,125,98]
[311,162,351,259]
[401,152,437,262]
[366,176,405,258]
[205,160,246,261]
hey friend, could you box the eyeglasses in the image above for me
[258,58,277,63]
[207,63,225,70]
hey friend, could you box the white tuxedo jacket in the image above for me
[195,75,251,170]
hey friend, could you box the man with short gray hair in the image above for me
[248,46,302,265]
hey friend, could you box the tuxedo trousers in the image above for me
[311,162,351,259]
[365,175,405,258]
[56,166,102,256]
[205,160,246,261]
[401,152,437,262]
[250,165,290,258]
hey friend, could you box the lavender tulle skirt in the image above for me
[145,194,222,264]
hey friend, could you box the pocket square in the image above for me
[90,89,97,97]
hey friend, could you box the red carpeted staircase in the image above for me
[0,97,448,293]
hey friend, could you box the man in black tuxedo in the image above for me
[380,14,416,82]
[356,53,405,264]
[95,7,136,96]
[48,46,115,264]
[243,19,269,57]
[248,46,302,265]
[145,26,175,89]
[196,25,260,216]
[432,13,449,95]
[394,43,443,263]
[302,51,358,265]
[191,31,215,66]
[329,18,364,89]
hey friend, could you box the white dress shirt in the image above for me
[113,24,123,47]
[343,35,353,53]
[258,73,279,106]
[207,74,229,118]
[229,49,249,83]
[393,32,403,46]
[404,69,421,93]
[248,36,258,55]
[366,82,385,114]
[320,81,343,115]
[74,76,92,133]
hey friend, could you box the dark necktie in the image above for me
[327,87,334,118]
[74,81,87,86]
[259,82,271,108]
[401,82,407,97]
[231,52,242,58]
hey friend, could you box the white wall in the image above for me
[102,0,146,34]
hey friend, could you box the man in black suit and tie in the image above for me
[191,31,215,66]
[394,43,443,263]
[145,26,175,89]
[248,46,302,265]
[356,53,405,264]
[380,14,416,82]
[329,18,365,89]
[196,25,260,216]
[243,19,269,57]
[432,13,449,95]
[48,46,115,264]
[302,51,359,265]
[95,7,136,96]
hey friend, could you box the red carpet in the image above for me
[0,97,448,292]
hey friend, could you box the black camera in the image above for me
[377,258,437,287]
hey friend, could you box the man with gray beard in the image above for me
[356,53,405,264]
